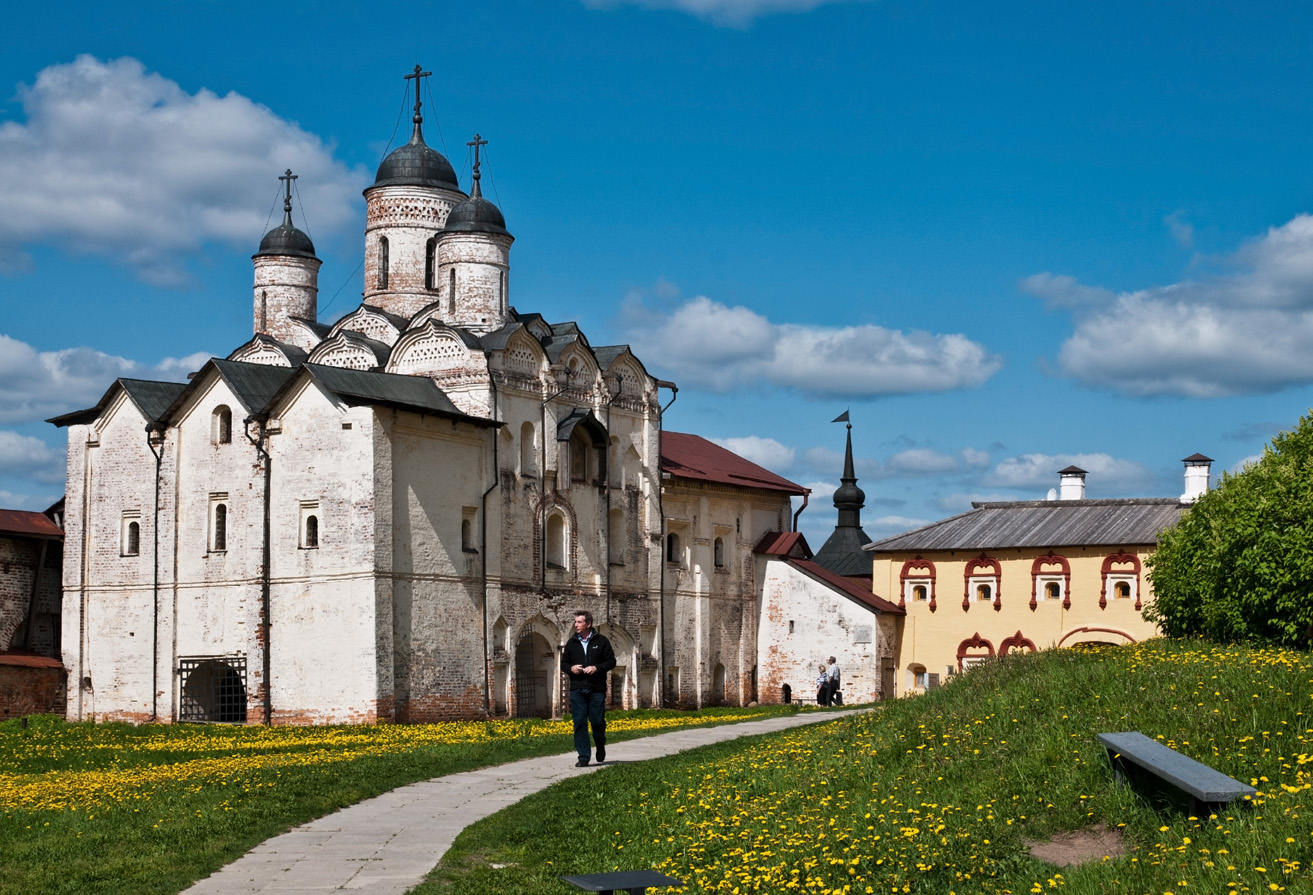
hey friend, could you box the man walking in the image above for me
[561,610,616,767]
[826,656,842,707]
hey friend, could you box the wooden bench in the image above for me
[1097,731,1256,816]
[560,869,684,894]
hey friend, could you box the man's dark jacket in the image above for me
[560,630,617,692]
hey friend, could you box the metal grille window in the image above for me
[178,657,248,723]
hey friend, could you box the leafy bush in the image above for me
[1146,410,1313,646]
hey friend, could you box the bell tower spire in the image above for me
[813,411,874,578]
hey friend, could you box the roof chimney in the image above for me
[1058,465,1087,501]
[1181,453,1213,503]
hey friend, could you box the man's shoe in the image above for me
[596,747,606,763]
[575,759,590,767]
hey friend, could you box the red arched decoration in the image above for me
[1030,552,1071,611]
[1057,626,1136,648]
[1100,552,1142,610]
[999,630,1037,654]
[963,555,1001,612]
[899,557,937,612]
[956,632,995,671]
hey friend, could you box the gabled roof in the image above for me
[753,530,811,558]
[291,364,500,428]
[211,360,299,414]
[865,498,1188,553]
[786,558,903,615]
[0,509,63,539]
[227,334,309,367]
[47,378,188,427]
[661,432,805,495]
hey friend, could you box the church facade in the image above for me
[50,75,900,724]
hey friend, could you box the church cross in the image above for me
[467,133,488,193]
[405,64,432,124]
[279,168,297,216]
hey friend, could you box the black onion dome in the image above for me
[443,193,510,236]
[373,133,461,190]
[833,478,866,509]
[255,221,317,259]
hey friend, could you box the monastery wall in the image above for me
[0,535,61,656]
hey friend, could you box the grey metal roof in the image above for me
[443,193,510,237]
[371,128,463,192]
[813,525,873,577]
[254,221,316,259]
[228,335,309,367]
[301,364,498,427]
[212,360,298,413]
[865,498,1188,553]
[327,331,392,368]
[290,316,333,339]
[47,378,188,427]
[477,321,522,352]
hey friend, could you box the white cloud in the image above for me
[886,448,959,475]
[1231,454,1263,473]
[0,489,59,511]
[622,295,1001,397]
[933,492,1021,512]
[0,56,367,285]
[801,480,838,501]
[984,452,1152,493]
[581,0,867,27]
[867,514,931,535]
[1165,211,1195,250]
[0,332,209,424]
[960,447,991,469]
[0,431,65,484]
[710,435,796,471]
[1032,214,1313,396]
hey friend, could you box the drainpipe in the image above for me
[244,416,273,725]
[654,380,677,707]
[538,367,568,592]
[603,373,622,627]
[145,423,165,722]
[480,360,500,717]
[792,488,811,532]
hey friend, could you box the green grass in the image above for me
[0,704,800,895]
[420,640,1313,894]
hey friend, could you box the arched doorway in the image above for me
[514,630,556,718]
[179,658,247,723]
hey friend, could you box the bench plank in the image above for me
[1097,732,1256,806]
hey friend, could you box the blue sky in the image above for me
[4,0,1313,547]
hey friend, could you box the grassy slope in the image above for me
[422,640,1312,894]
[0,706,799,895]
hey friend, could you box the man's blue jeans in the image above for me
[569,688,606,762]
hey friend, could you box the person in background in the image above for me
[815,663,830,706]
[826,656,842,707]
[560,610,616,767]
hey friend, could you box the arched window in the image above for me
[1114,581,1131,600]
[713,537,725,568]
[125,520,140,556]
[666,532,681,565]
[378,236,389,289]
[212,503,228,552]
[461,518,473,551]
[448,268,456,315]
[213,406,232,444]
[900,558,936,609]
[500,269,508,313]
[570,428,590,482]
[304,515,318,549]
[545,513,567,569]
[912,584,927,602]
[519,421,536,476]
[425,237,437,290]
[1045,581,1061,600]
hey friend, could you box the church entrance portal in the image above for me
[514,631,555,718]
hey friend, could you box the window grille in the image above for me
[178,657,247,723]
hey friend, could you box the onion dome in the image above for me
[443,133,510,236]
[255,169,318,259]
[372,66,460,191]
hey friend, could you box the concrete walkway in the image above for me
[183,709,865,895]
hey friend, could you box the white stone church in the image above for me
[51,75,903,725]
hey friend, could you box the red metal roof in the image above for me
[753,531,811,557]
[661,432,806,495]
[786,557,904,615]
[0,509,63,539]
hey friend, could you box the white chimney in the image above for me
[1058,465,1087,501]
[1181,453,1213,503]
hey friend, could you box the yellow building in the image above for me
[866,459,1210,696]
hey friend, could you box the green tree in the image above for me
[1146,411,1313,647]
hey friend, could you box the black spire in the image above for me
[813,415,872,577]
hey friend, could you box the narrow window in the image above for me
[500,269,507,313]
[211,502,228,552]
[570,430,589,482]
[122,513,141,556]
[713,537,725,568]
[300,501,319,549]
[519,421,536,476]
[378,236,389,289]
[461,508,478,553]
[448,268,456,315]
[913,584,927,602]
[213,406,232,444]
[666,532,681,565]
[425,236,437,290]
[608,507,625,565]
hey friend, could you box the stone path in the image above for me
[183,709,865,894]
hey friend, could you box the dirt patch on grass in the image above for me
[1025,824,1129,867]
